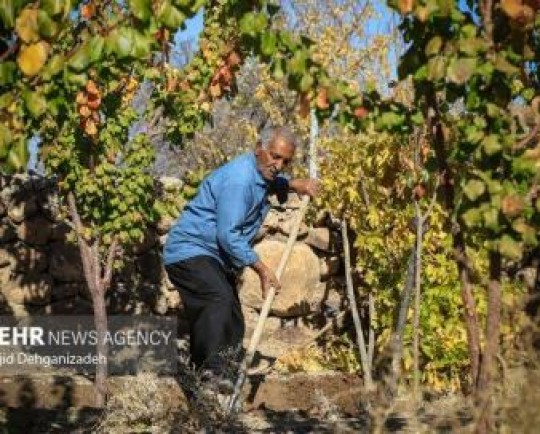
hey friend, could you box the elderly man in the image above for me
[164,126,318,389]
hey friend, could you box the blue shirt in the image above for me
[163,152,288,270]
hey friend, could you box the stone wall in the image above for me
[0,174,343,323]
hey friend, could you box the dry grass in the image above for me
[96,348,247,433]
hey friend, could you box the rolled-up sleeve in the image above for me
[216,183,259,268]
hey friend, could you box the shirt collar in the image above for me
[249,151,267,188]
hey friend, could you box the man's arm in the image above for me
[288,178,320,198]
[216,183,281,296]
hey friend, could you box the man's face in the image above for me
[255,137,295,181]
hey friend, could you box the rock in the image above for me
[0,244,48,273]
[136,250,162,282]
[0,267,11,287]
[285,193,304,209]
[37,190,61,222]
[261,209,281,232]
[0,198,5,217]
[165,288,181,310]
[0,218,17,243]
[319,256,341,280]
[7,196,38,223]
[0,248,10,268]
[3,274,53,305]
[279,214,309,238]
[16,216,52,245]
[47,297,93,315]
[239,240,321,316]
[50,222,72,242]
[304,227,337,252]
[261,208,309,238]
[49,242,84,282]
[51,283,84,302]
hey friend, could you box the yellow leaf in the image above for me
[15,9,39,43]
[17,41,50,76]
[209,83,221,98]
[84,119,98,136]
[397,0,414,14]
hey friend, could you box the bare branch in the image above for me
[513,123,539,152]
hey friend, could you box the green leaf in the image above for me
[375,111,405,131]
[481,135,502,155]
[68,42,92,71]
[6,137,28,171]
[271,58,284,80]
[458,38,488,56]
[427,56,446,81]
[0,0,15,28]
[107,28,134,58]
[447,57,476,85]
[0,123,13,158]
[498,234,522,260]
[462,207,482,227]
[0,61,16,86]
[513,220,537,246]
[287,50,308,75]
[239,12,267,36]
[261,31,277,56]
[129,0,151,22]
[131,31,152,58]
[494,54,520,76]
[88,35,104,62]
[482,207,499,231]
[299,73,313,92]
[463,179,485,201]
[157,2,186,29]
[425,36,442,57]
[23,90,47,118]
[37,10,58,37]
[41,0,65,17]
[41,53,64,80]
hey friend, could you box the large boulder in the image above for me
[304,227,339,253]
[49,242,84,282]
[261,208,309,238]
[2,274,53,305]
[239,240,321,316]
[6,196,38,223]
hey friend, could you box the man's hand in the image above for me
[251,260,281,298]
[289,178,320,198]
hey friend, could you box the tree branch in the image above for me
[101,237,118,290]
[513,123,539,152]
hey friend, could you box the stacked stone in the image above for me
[239,193,342,317]
[0,175,342,335]
[0,174,180,317]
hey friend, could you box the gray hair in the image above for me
[258,126,297,150]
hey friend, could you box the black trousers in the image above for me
[165,256,245,373]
